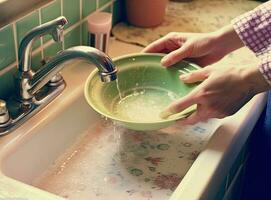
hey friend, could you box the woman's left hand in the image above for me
[164,64,270,125]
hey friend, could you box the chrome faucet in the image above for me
[0,16,117,135]
[18,16,67,102]
[29,46,117,100]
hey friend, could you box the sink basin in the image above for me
[0,60,220,200]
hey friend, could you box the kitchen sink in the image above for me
[0,60,220,200]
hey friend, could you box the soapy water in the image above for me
[112,87,179,122]
[33,120,218,200]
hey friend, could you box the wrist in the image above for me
[242,65,271,95]
[213,25,244,55]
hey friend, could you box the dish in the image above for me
[84,53,200,131]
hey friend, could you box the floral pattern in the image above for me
[154,174,182,191]
[35,119,220,200]
[144,157,164,166]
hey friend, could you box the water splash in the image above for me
[112,87,178,122]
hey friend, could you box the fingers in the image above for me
[177,111,202,125]
[177,104,208,125]
[142,35,174,53]
[142,38,166,53]
[161,43,192,67]
[180,67,210,83]
[165,91,198,115]
[142,32,183,53]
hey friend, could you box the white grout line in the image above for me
[110,2,113,13]
[60,0,65,50]
[12,9,39,25]
[81,0,115,23]
[12,22,19,67]
[0,62,17,76]
[79,0,83,45]
[0,23,10,32]
[60,0,64,15]
[0,0,116,75]
[38,8,44,60]
[40,0,57,10]
[62,0,114,34]
[32,36,55,56]
[1,0,115,30]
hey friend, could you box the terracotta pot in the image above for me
[125,0,168,28]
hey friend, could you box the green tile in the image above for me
[63,0,80,29]
[0,67,17,99]
[41,0,61,43]
[113,0,122,25]
[64,26,81,49]
[102,5,111,13]
[82,0,96,18]
[81,22,88,46]
[16,11,41,50]
[44,42,62,59]
[32,52,43,71]
[99,0,111,8]
[0,25,16,70]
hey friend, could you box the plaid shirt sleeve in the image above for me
[232,1,271,84]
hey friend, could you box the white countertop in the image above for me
[0,38,267,200]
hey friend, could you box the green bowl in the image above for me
[84,53,200,131]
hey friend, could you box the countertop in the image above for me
[112,0,260,47]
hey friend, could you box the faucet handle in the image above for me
[0,99,10,126]
[51,16,67,42]
[0,100,7,114]
[51,26,64,42]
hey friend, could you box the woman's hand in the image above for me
[143,24,270,125]
[165,65,270,125]
[143,25,244,67]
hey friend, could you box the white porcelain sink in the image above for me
[0,41,267,200]
[0,60,221,200]
[1,89,100,185]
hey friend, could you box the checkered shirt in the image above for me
[232,1,271,84]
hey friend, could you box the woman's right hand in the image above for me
[143,25,244,67]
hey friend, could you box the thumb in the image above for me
[179,68,209,83]
[161,43,192,67]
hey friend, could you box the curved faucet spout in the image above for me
[18,16,68,73]
[29,46,117,95]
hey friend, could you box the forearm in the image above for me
[243,64,271,95]
[232,1,271,86]
[213,24,245,55]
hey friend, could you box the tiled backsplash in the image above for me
[0,0,122,99]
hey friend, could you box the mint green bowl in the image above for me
[84,53,200,131]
